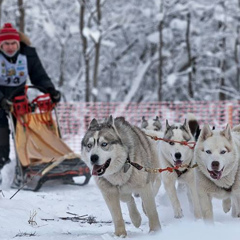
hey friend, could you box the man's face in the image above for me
[1,40,19,56]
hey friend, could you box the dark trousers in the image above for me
[0,109,10,169]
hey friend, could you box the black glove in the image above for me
[0,98,13,112]
[49,89,61,103]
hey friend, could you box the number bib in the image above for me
[0,54,28,86]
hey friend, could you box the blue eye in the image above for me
[101,142,108,147]
[206,150,211,154]
[220,150,226,154]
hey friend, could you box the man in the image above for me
[0,23,61,180]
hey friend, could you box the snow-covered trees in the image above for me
[1,0,240,102]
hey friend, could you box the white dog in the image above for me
[194,124,240,222]
[159,116,201,219]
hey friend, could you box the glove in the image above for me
[49,89,61,103]
[0,98,13,112]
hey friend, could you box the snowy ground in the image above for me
[1,156,240,240]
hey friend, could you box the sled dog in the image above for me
[81,116,161,236]
[194,124,240,221]
[141,116,163,150]
[159,116,201,219]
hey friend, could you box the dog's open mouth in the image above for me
[208,168,224,180]
[174,160,183,167]
[92,159,111,176]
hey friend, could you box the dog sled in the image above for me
[9,85,91,191]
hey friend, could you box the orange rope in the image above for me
[145,134,196,149]
[128,160,198,174]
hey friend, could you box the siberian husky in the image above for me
[159,116,201,219]
[194,124,240,221]
[81,116,161,236]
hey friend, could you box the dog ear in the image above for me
[153,116,162,131]
[199,124,212,140]
[166,120,171,130]
[221,124,232,141]
[89,118,99,129]
[141,116,147,129]
[106,115,113,126]
[232,124,240,133]
[181,118,191,134]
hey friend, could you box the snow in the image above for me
[83,27,101,43]
[170,19,187,31]
[147,31,159,44]
[167,73,177,87]
[1,158,240,240]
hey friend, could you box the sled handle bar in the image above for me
[8,85,48,101]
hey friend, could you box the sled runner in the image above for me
[9,85,91,191]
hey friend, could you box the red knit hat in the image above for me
[0,23,20,46]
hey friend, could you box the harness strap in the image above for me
[125,158,198,174]
[175,168,188,177]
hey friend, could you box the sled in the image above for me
[9,85,91,191]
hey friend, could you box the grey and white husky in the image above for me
[159,116,201,219]
[194,124,240,222]
[81,116,161,237]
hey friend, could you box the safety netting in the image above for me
[56,101,240,153]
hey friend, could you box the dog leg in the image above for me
[139,183,161,232]
[121,194,142,228]
[99,185,127,237]
[186,177,202,219]
[153,175,161,197]
[198,191,213,222]
[186,187,193,213]
[231,194,240,218]
[222,198,231,213]
[163,177,183,218]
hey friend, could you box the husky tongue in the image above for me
[92,159,111,176]
[208,169,223,180]
[92,164,105,176]
[174,160,183,167]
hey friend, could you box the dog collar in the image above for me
[175,168,188,177]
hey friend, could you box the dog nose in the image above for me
[211,161,220,170]
[91,154,99,164]
[175,152,181,160]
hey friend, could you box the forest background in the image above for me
[1,0,240,103]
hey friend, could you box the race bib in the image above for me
[0,54,28,86]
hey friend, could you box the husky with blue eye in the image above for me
[159,115,201,219]
[81,116,161,237]
[194,124,240,222]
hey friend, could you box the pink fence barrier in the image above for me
[56,101,240,153]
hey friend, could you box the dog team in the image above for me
[81,114,240,237]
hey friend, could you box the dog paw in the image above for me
[194,210,202,219]
[115,229,127,237]
[232,212,240,218]
[131,214,141,228]
[222,198,231,213]
[174,209,183,218]
[149,224,161,233]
